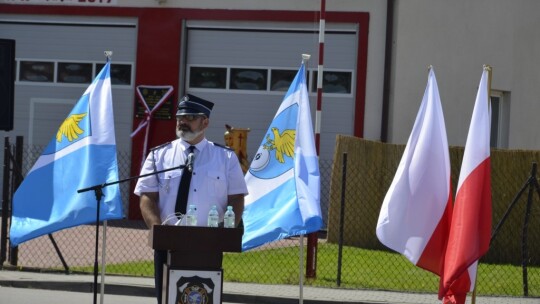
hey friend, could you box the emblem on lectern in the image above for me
[176,276,214,304]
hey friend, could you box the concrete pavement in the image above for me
[0,268,538,304]
[2,286,155,304]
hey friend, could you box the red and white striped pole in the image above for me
[306,0,325,279]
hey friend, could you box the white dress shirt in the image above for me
[134,138,248,225]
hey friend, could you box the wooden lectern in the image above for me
[152,226,243,304]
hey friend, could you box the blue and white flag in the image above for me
[242,62,322,251]
[10,61,123,246]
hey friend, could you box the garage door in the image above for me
[0,14,137,152]
[184,20,359,161]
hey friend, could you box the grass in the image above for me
[70,243,539,297]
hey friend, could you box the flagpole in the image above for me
[471,64,491,304]
[93,50,112,304]
[484,64,492,99]
[100,220,107,304]
[299,234,304,304]
[298,53,312,304]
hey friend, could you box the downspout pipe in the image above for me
[381,0,394,142]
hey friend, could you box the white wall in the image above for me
[389,0,540,150]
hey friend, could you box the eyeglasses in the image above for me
[177,115,205,122]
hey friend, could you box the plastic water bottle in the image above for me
[224,206,235,228]
[186,204,197,226]
[207,205,219,227]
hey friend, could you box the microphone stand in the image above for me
[77,164,187,304]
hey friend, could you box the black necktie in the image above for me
[175,146,195,215]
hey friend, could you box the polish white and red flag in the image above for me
[376,67,453,276]
[439,67,492,304]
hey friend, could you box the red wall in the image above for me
[0,4,369,219]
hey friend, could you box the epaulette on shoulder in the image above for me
[213,142,234,151]
[150,141,172,151]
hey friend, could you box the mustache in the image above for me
[178,124,192,131]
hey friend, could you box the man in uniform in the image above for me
[134,94,248,303]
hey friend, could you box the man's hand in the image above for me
[140,192,161,229]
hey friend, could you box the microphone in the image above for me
[186,149,195,172]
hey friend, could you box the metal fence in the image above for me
[1,142,539,300]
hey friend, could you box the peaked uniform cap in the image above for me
[176,94,214,117]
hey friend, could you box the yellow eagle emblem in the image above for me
[264,127,295,163]
[56,113,87,142]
